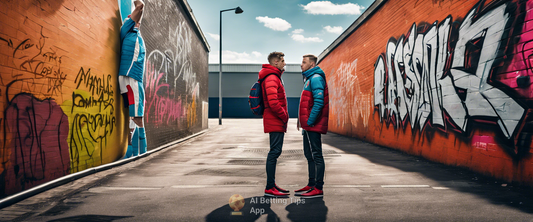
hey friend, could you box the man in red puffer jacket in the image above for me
[260,52,290,197]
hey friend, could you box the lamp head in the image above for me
[235,7,243,14]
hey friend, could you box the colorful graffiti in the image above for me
[145,20,200,128]
[140,0,208,149]
[320,0,533,184]
[0,0,126,197]
[0,0,206,198]
[373,0,529,157]
[1,29,72,195]
[145,58,186,126]
[0,0,204,198]
[68,67,116,172]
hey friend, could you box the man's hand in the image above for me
[131,0,145,24]
[133,0,145,7]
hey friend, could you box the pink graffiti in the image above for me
[496,1,533,99]
[145,61,185,125]
[471,135,497,152]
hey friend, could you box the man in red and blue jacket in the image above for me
[295,54,329,198]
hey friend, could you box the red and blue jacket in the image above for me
[299,66,329,134]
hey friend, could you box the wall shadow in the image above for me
[322,133,533,214]
[32,0,67,16]
[109,10,123,55]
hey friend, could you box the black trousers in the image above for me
[303,130,325,189]
[266,132,284,189]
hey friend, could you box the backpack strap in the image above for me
[259,73,280,82]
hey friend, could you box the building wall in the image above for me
[142,0,209,147]
[319,0,533,185]
[0,0,208,197]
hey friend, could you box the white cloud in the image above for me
[251,51,262,57]
[292,29,304,34]
[256,16,292,31]
[291,34,323,43]
[300,1,364,15]
[289,29,323,43]
[324,26,343,34]
[207,32,219,41]
[209,50,264,64]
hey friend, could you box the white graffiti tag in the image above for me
[373,2,524,139]
[147,21,199,97]
[330,59,372,129]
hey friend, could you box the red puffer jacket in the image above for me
[259,64,288,133]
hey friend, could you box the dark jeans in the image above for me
[266,132,284,190]
[303,130,325,189]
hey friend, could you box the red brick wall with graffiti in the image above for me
[319,0,533,185]
[0,0,208,197]
[141,0,209,148]
[0,0,127,197]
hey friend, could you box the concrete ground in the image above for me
[1,119,532,222]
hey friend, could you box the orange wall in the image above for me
[0,0,127,196]
[320,0,533,185]
[0,0,209,197]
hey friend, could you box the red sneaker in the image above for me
[274,184,289,193]
[294,185,314,194]
[264,187,289,197]
[299,187,323,198]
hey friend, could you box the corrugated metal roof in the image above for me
[209,64,301,73]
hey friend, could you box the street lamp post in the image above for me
[219,6,243,125]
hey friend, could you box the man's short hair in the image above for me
[303,54,318,64]
[268,52,285,64]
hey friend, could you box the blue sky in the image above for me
[187,0,375,64]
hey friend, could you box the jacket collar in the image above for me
[259,64,283,79]
[302,66,324,78]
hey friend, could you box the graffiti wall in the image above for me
[319,0,533,184]
[0,0,208,197]
[0,0,126,196]
[141,0,209,148]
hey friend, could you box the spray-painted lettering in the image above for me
[374,2,525,140]
[145,21,199,126]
